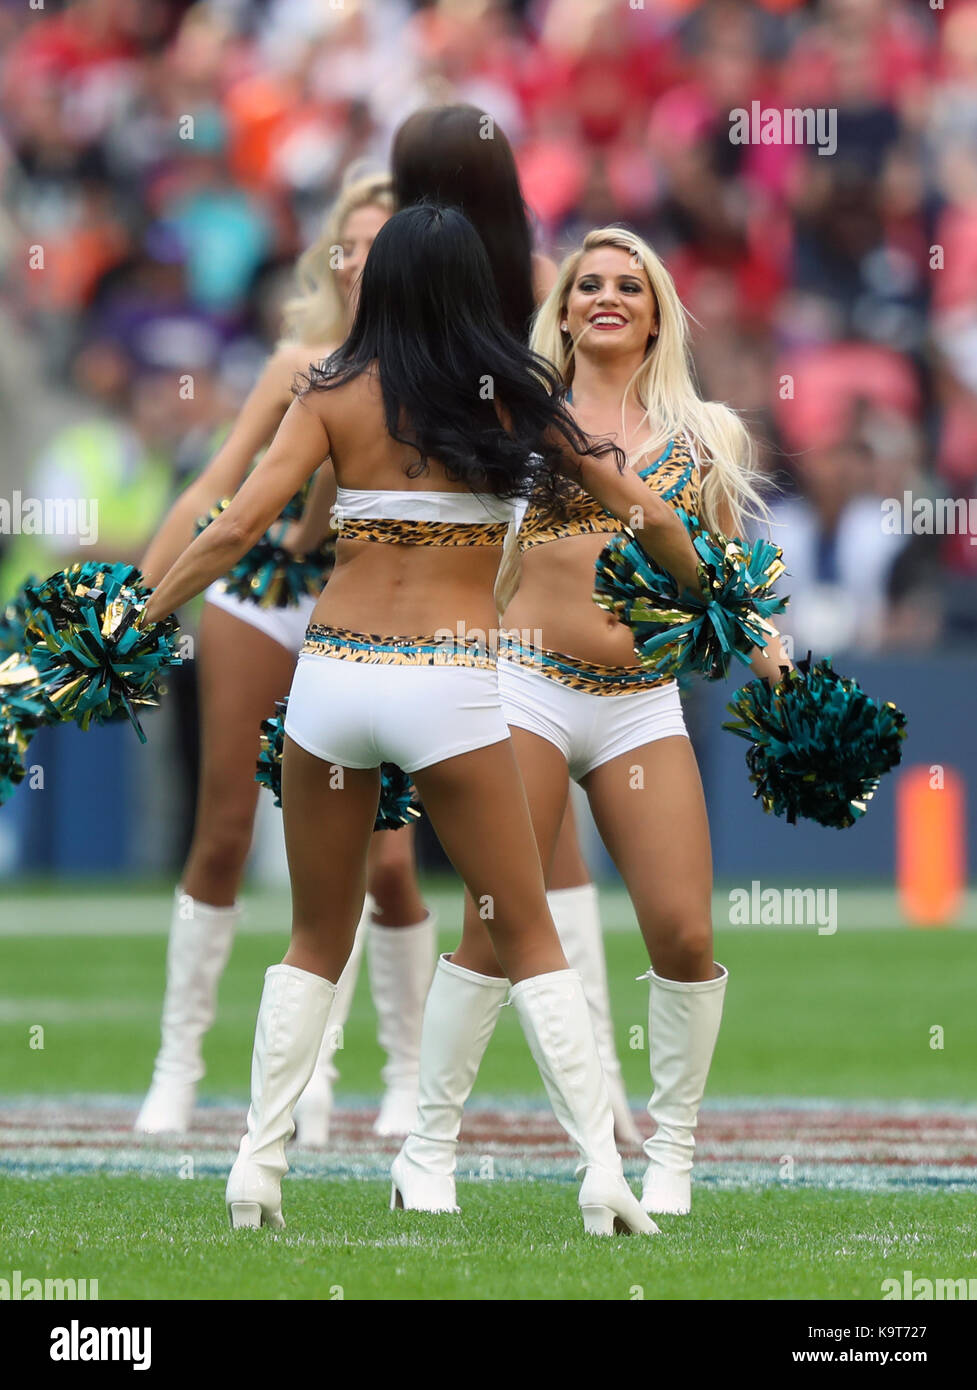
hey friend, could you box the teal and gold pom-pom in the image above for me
[375,763,423,832]
[0,576,40,657]
[23,563,182,744]
[256,700,287,807]
[723,655,908,828]
[256,699,421,829]
[594,518,788,681]
[0,719,28,806]
[0,652,56,806]
[196,496,334,609]
[0,651,56,726]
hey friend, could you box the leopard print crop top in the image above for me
[517,436,700,551]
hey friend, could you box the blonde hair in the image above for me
[279,167,395,348]
[531,227,768,533]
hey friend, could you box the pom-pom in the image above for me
[593,518,788,681]
[0,719,28,806]
[0,653,56,805]
[256,700,287,807]
[23,563,181,743]
[375,762,423,832]
[256,699,421,829]
[0,576,40,657]
[196,499,333,609]
[723,655,908,828]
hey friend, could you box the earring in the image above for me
[561,322,568,332]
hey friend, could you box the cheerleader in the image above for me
[397,103,640,1142]
[139,205,702,1233]
[134,170,436,1143]
[295,105,641,1144]
[395,227,790,1217]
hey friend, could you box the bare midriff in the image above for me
[314,541,503,639]
[503,531,642,668]
[308,372,509,639]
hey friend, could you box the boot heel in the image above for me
[581,1204,618,1236]
[228,1201,263,1229]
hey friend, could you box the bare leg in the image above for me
[367,826,427,925]
[182,604,297,905]
[136,606,298,1134]
[396,738,655,1233]
[226,742,381,1225]
[548,796,592,891]
[280,737,380,979]
[583,737,726,1214]
[449,729,570,978]
[581,737,715,982]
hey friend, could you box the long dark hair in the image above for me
[392,105,536,343]
[300,205,620,502]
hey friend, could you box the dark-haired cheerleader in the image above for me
[134,170,437,1144]
[140,205,703,1234]
[395,227,791,1219]
[295,104,641,1143]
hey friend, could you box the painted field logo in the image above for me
[1,1269,98,1300]
[729,101,837,156]
[50,1321,151,1370]
[728,881,837,935]
[882,1270,977,1300]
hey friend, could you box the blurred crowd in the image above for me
[1,0,976,655]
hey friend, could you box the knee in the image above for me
[368,857,423,922]
[188,817,253,884]
[643,906,714,982]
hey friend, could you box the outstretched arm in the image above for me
[281,457,339,553]
[139,344,327,586]
[555,442,702,593]
[142,398,331,623]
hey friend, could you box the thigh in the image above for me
[412,740,565,984]
[453,728,570,975]
[186,604,298,872]
[367,824,427,925]
[280,736,380,980]
[582,736,714,978]
[548,796,592,891]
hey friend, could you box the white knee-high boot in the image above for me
[547,883,642,1148]
[391,954,508,1212]
[369,911,437,1136]
[510,970,657,1236]
[641,964,728,1216]
[291,895,373,1147]
[226,964,337,1229]
[135,888,238,1134]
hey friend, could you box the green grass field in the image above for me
[1,878,975,1300]
[5,1180,976,1301]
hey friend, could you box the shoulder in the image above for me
[268,340,340,395]
[532,252,559,305]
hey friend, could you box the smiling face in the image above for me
[563,245,659,362]
[337,202,391,313]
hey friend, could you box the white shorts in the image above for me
[204,582,318,656]
[283,630,511,773]
[497,654,687,782]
